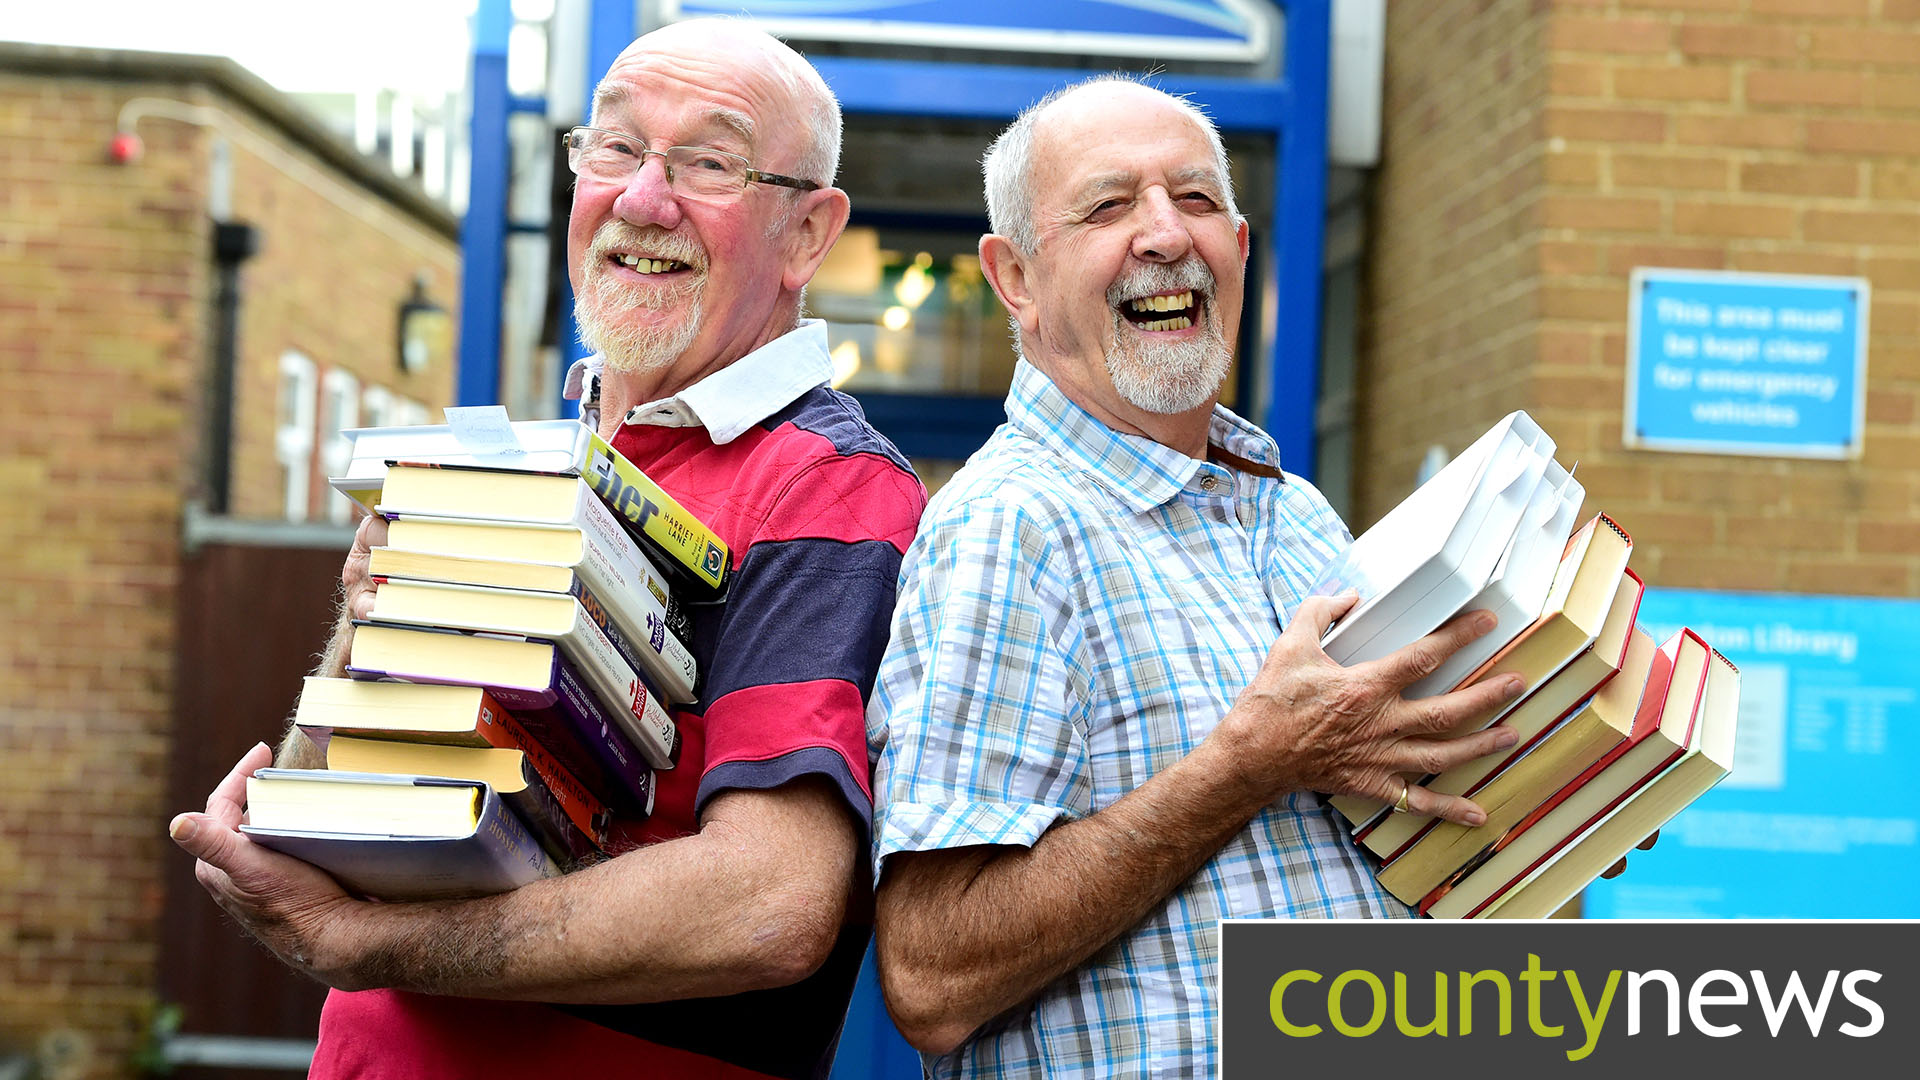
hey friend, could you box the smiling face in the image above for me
[567,23,825,381]
[983,82,1250,442]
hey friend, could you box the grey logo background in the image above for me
[1222,920,1915,1073]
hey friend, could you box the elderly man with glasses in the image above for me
[170,19,925,1079]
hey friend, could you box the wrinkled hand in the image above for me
[169,742,366,987]
[1218,593,1524,827]
[342,513,390,621]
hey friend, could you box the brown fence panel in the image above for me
[158,539,344,1077]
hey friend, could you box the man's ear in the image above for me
[978,233,1038,338]
[782,187,853,293]
[1236,217,1250,265]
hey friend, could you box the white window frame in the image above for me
[275,351,317,521]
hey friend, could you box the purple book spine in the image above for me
[544,652,657,815]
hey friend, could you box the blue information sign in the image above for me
[1625,268,1868,459]
[1584,589,1920,919]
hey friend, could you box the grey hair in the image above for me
[982,74,1241,255]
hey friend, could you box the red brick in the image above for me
[1544,106,1668,143]
[1606,244,1728,275]
[1806,209,1920,246]
[1674,200,1800,239]
[1784,558,1910,597]
[1615,65,1734,103]
[1658,553,1788,592]
[1550,60,1608,98]
[1808,118,1920,155]
[1538,327,1600,368]
[1540,241,1603,275]
[1727,250,1861,277]
[1740,161,1860,198]
[1865,389,1917,426]
[1615,153,1732,191]
[1891,0,1920,21]
[1871,74,1920,111]
[1864,256,1920,291]
[1540,282,1631,322]
[1748,0,1870,15]
[1547,15,1672,55]
[1538,194,1664,232]
[1620,0,1741,10]
[1726,514,1851,554]
[1873,163,1920,202]
[1674,113,1804,149]
[1628,508,1723,548]
[1810,28,1920,66]
[1859,519,1920,556]
[1544,149,1603,186]
[1679,24,1803,61]
[1746,69,1868,108]
[1530,369,1623,409]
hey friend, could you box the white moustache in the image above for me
[1107,259,1213,307]
[586,222,705,271]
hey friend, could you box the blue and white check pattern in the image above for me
[869,360,1411,1079]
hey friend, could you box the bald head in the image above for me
[983,76,1240,255]
[596,18,842,186]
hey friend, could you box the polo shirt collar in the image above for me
[562,319,833,445]
[1005,359,1286,513]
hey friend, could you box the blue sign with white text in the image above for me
[1584,589,1920,918]
[1625,269,1867,459]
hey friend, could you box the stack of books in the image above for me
[1312,411,1742,919]
[241,414,728,901]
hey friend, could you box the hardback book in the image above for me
[1423,628,1713,918]
[1332,518,1638,830]
[1311,411,1557,667]
[329,418,594,512]
[1481,649,1741,919]
[1373,627,1658,903]
[293,676,622,840]
[326,735,606,866]
[366,576,697,705]
[370,530,692,645]
[241,769,559,901]
[347,621,679,774]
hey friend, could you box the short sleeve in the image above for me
[868,494,1091,880]
[696,452,926,845]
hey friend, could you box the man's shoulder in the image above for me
[909,427,1111,566]
[754,384,915,476]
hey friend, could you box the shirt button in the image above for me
[1200,476,1219,492]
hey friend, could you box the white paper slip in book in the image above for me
[1310,411,1558,667]
[329,413,593,512]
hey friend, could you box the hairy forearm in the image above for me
[315,782,854,1003]
[877,732,1277,1051]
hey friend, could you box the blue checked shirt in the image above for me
[869,360,1412,1079]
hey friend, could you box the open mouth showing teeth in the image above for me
[616,254,688,274]
[1120,290,1198,332]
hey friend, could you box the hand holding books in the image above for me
[1215,591,1524,827]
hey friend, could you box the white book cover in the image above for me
[330,414,592,511]
[1311,411,1557,666]
[1403,459,1584,699]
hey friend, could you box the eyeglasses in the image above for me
[563,126,820,199]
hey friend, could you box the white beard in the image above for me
[575,223,707,375]
[1103,259,1231,415]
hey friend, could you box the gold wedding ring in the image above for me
[1392,782,1411,814]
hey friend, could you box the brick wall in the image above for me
[0,55,455,1078]
[1359,0,1551,519]
[1364,0,1920,598]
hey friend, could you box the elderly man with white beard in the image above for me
[864,77,1527,1078]
[169,19,925,1079]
